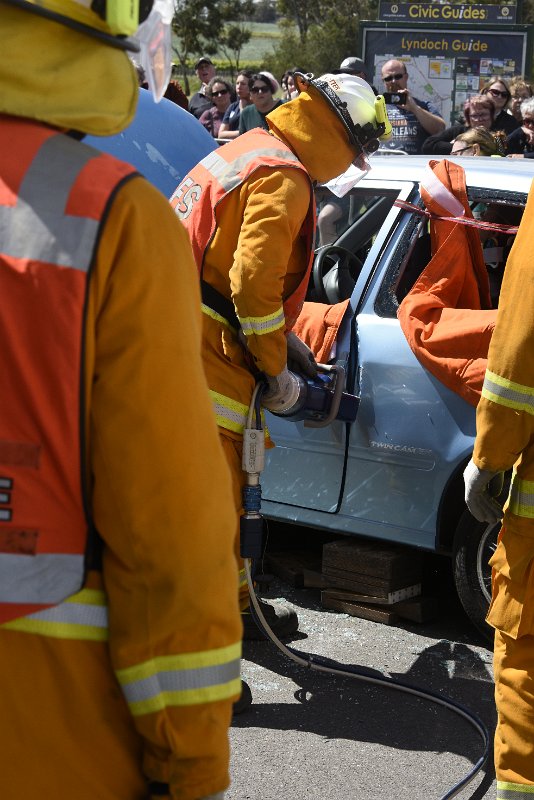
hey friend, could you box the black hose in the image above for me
[245,560,490,800]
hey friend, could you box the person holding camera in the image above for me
[380,59,444,153]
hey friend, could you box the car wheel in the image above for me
[453,509,499,643]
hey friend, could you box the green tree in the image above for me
[172,0,222,93]
[277,0,321,44]
[269,0,378,75]
[217,0,255,77]
[253,0,277,23]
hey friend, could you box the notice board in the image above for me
[360,22,532,125]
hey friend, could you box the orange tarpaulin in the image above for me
[293,298,351,364]
[397,159,497,407]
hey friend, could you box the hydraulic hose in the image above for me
[244,560,490,800]
[242,377,490,798]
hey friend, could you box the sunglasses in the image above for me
[211,89,229,97]
[251,85,270,94]
[488,88,509,99]
[523,118,534,128]
[383,72,405,82]
[451,145,473,155]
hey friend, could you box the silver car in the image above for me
[262,154,534,639]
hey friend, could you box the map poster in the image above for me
[361,24,530,125]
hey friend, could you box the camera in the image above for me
[382,91,405,106]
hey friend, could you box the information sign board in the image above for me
[361,23,531,126]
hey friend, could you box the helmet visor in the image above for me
[323,152,372,198]
[136,0,173,102]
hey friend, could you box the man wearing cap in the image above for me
[189,56,216,119]
[334,57,378,95]
[336,57,367,80]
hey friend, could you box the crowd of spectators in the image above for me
[134,51,534,157]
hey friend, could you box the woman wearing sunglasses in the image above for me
[423,93,503,154]
[198,76,235,139]
[450,126,507,157]
[506,97,534,158]
[481,76,519,135]
[238,73,283,134]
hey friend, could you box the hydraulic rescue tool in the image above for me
[240,366,490,800]
[266,363,359,428]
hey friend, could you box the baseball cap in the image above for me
[194,56,214,69]
[333,57,366,76]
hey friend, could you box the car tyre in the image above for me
[453,509,499,643]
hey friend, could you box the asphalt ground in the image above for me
[227,524,496,800]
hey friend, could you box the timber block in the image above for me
[322,539,423,597]
[264,550,322,588]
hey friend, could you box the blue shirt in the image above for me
[222,100,242,131]
[382,97,442,155]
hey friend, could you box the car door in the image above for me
[336,183,527,549]
[262,178,417,515]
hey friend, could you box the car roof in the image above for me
[367,153,534,195]
[85,89,217,199]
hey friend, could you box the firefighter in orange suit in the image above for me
[171,73,391,642]
[0,3,241,799]
[464,183,534,799]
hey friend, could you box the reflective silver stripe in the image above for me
[22,600,107,628]
[0,553,84,603]
[482,370,534,415]
[497,783,534,799]
[508,474,534,519]
[200,146,300,194]
[2,588,109,640]
[116,642,242,713]
[210,390,249,434]
[121,660,240,705]
[240,306,286,336]
[0,134,99,270]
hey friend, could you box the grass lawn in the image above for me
[173,21,282,79]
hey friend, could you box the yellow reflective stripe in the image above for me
[210,390,249,434]
[497,781,534,799]
[240,306,285,336]
[508,473,534,519]
[238,567,248,589]
[201,303,236,332]
[116,641,242,715]
[1,588,108,641]
[482,369,534,415]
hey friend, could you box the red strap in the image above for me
[394,199,520,235]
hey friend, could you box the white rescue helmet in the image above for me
[2,0,174,101]
[295,71,392,154]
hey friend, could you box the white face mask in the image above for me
[135,0,174,103]
[324,152,372,198]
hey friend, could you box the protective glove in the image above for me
[286,331,318,378]
[261,367,301,413]
[463,459,504,524]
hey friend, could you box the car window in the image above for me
[374,188,527,318]
[315,186,398,262]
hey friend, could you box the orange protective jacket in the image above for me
[397,159,497,406]
[0,117,241,800]
[171,129,316,438]
[171,130,315,434]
